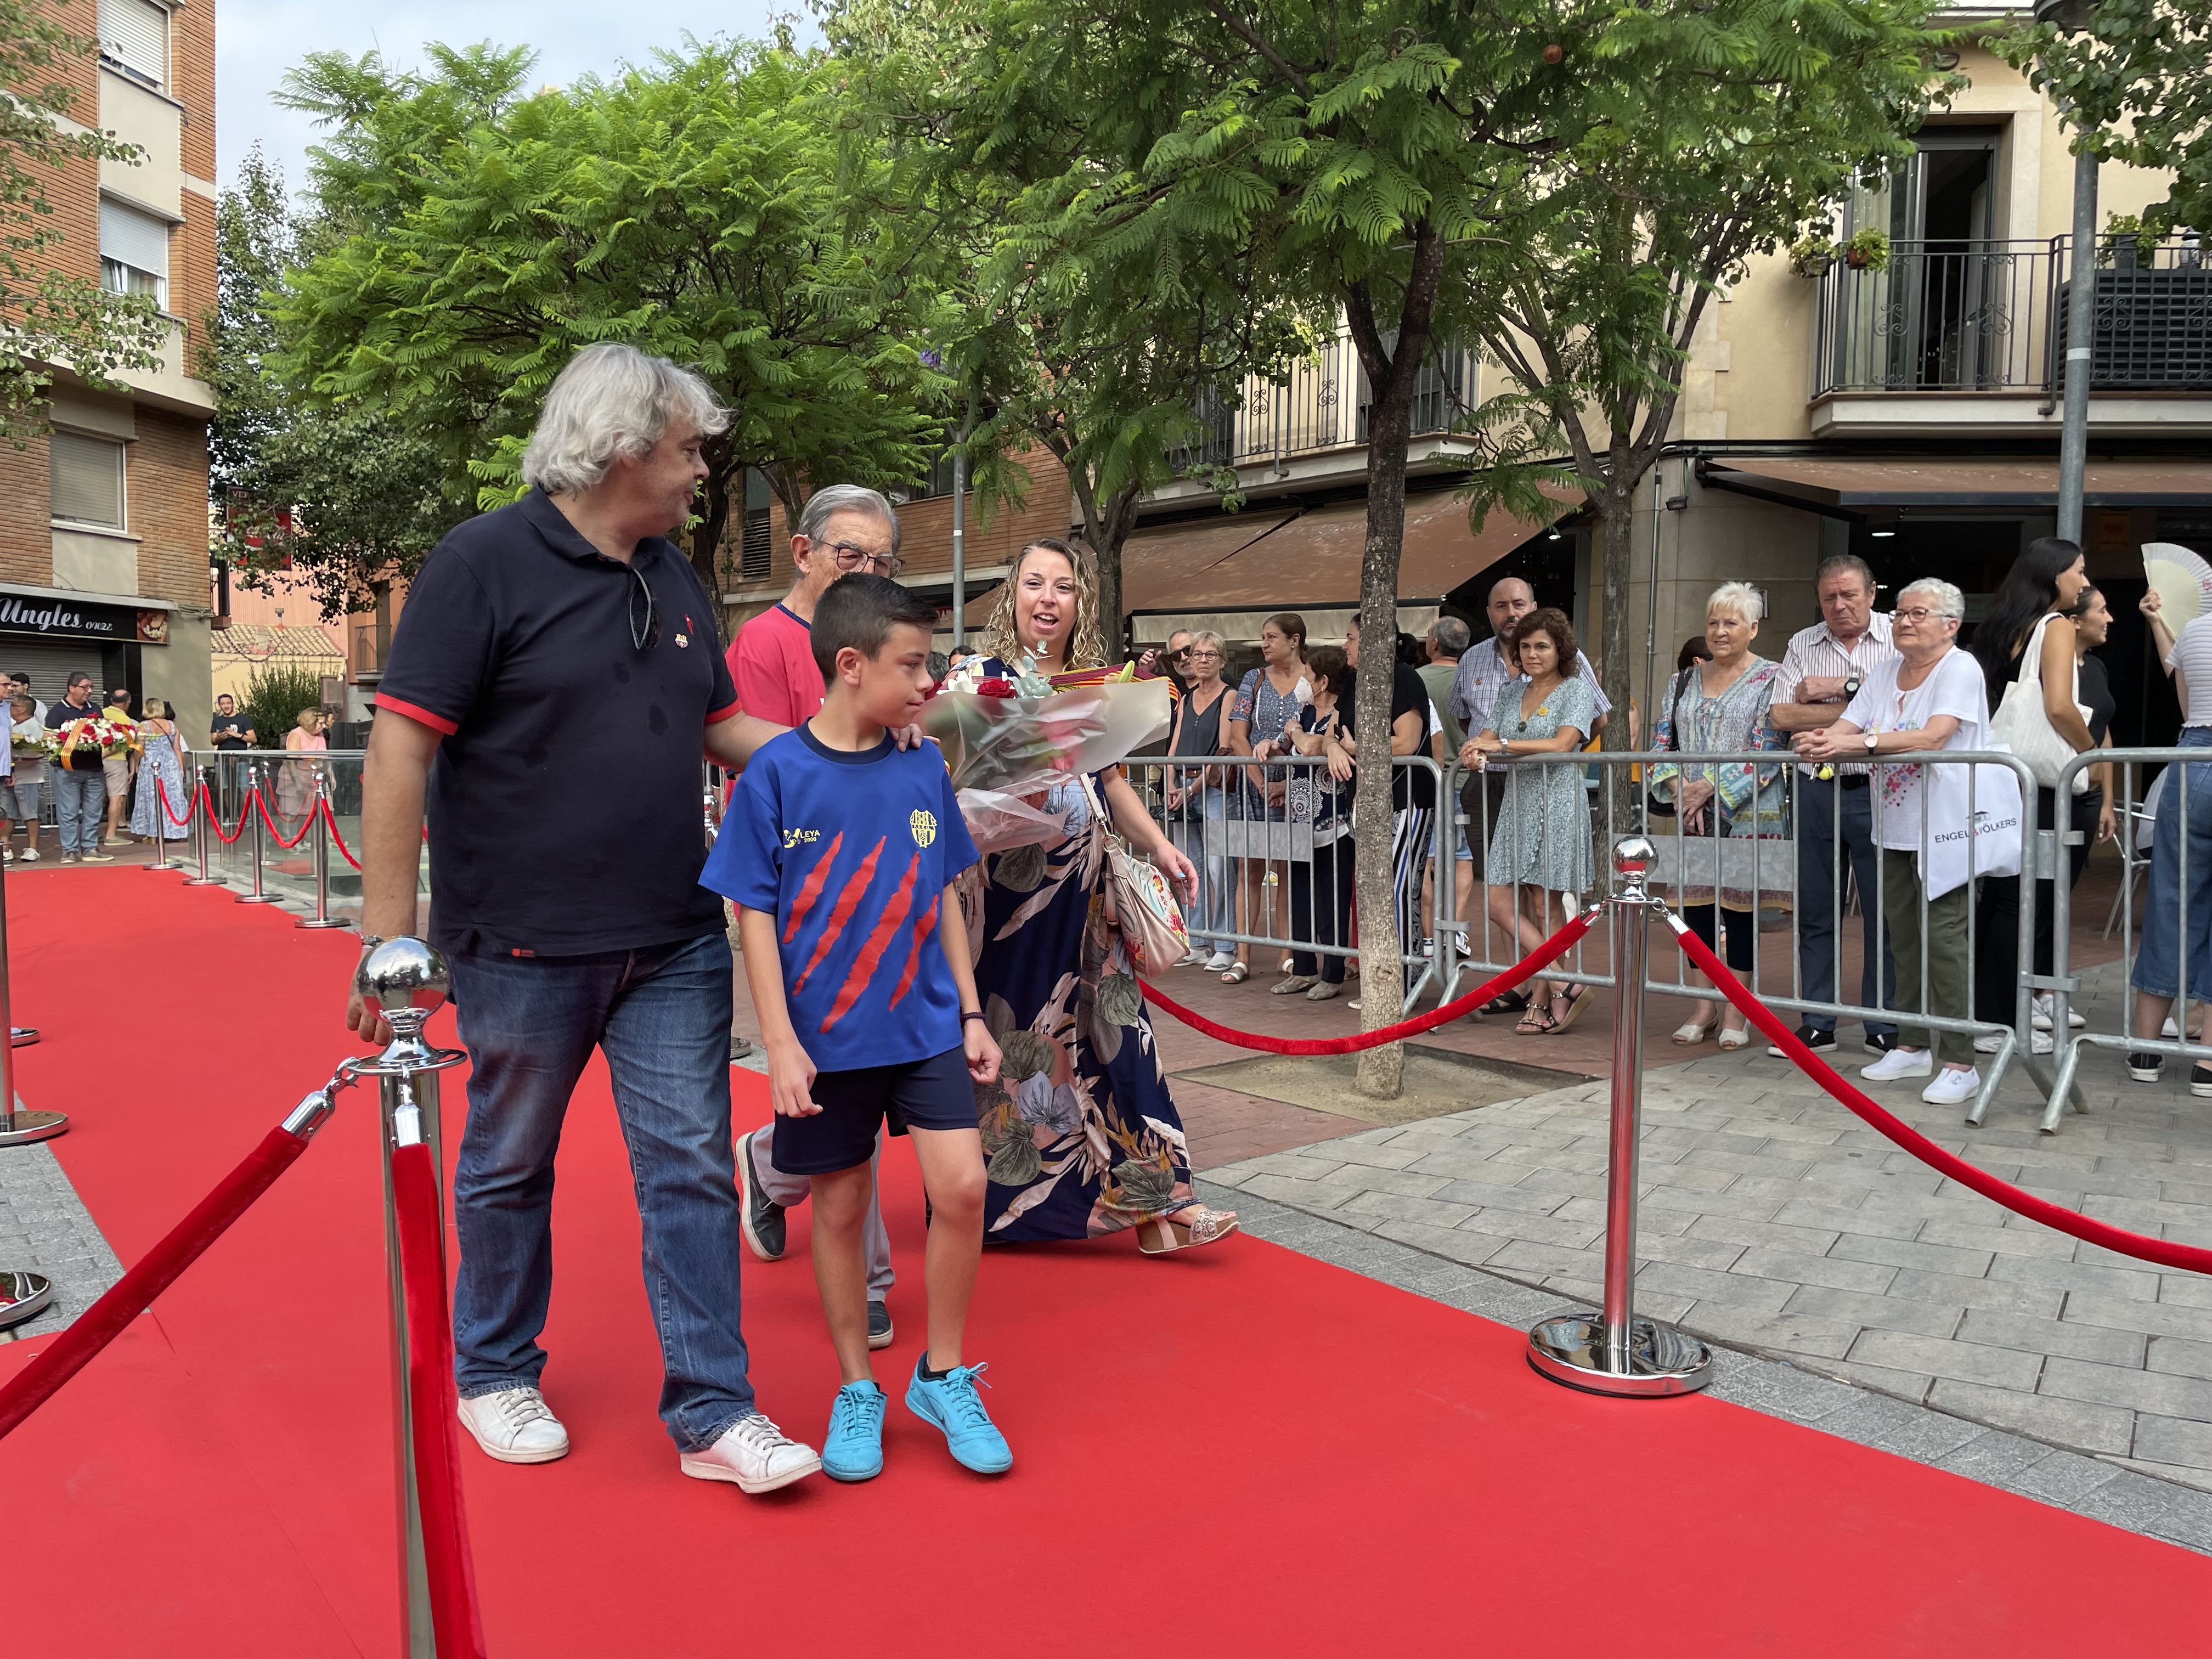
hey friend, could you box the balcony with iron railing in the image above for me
[1165,330,1483,480]
[1811,236,2212,413]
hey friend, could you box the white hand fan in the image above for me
[2144,542,2212,631]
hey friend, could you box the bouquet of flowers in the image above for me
[925,656,1172,852]
[53,714,134,764]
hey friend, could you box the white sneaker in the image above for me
[457,1386,570,1464]
[16,848,36,862]
[1203,951,1237,972]
[1861,1046,1933,1082]
[1173,949,1206,968]
[679,1412,820,1494]
[1972,1030,2051,1054]
[2032,993,2086,1031]
[1921,1067,1980,1107]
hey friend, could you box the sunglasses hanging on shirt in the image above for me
[628,563,661,652]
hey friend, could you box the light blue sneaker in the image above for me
[822,1380,886,1482]
[905,1360,1012,1474]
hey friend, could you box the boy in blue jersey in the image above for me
[703,573,1008,1481]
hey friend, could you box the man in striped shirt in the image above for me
[1767,554,1901,1057]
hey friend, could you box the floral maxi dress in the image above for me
[1484,674,1599,896]
[964,659,1199,1240]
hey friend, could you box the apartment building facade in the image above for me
[0,0,216,739]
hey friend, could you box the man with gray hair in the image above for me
[347,342,823,1496]
[724,483,904,1346]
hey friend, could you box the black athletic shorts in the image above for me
[771,1044,977,1176]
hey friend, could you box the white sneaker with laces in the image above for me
[1203,951,1237,972]
[1921,1067,1980,1107]
[16,847,36,862]
[2032,992,2086,1031]
[679,1412,821,1494]
[457,1386,569,1464]
[1861,1046,1933,1082]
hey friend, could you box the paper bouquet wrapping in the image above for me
[925,662,1172,853]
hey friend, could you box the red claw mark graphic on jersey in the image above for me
[783,831,844,944]
[822,853,919,1033]
[793,836,884,994]
[889,893,941,1011]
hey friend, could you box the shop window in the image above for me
[50,432,126,531]
[98,0,168,88]
[99,199,169,308]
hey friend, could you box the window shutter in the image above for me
[50,433,126,531]
[98,0,168,85]
[99,199,170,279]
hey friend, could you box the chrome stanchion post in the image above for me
[182,765,222,886]
[0,842,66,1149]
[353,940,466,1659]
[297,771,348,929]
[237,763,281,905]
[1527,835,1712,1396]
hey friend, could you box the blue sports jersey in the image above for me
[704,724,980,1073]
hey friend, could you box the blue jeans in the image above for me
[448,933,755,1451]
[2134,729,2212,1002]
[1166,782,1234,952]
[52,768,106,854]
[1796,777,1897,1037]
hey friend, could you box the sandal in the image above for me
[1272,975,1318,996]
[1306,980,1340,1001]
[1672,1014,1719,1046]
[1137,1206,1241,1255]
[1221,962,1250,985]
[1516,1006,1560,1035]
[1718,1023,1751,1051]
[1550,984,1592,1034]
[1479,990,1531,1017]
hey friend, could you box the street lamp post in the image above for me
[2038,0,2101,545]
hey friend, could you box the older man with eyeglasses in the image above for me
[722,481,907,1357]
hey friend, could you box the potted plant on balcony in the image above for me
[1788,235,1836,278]
[1842,229,1891,272]
[2103,212,2147,270]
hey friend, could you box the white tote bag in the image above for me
[1919,757,2024,901]
[1987,613,2090,793]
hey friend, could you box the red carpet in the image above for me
[3,870,2206,1655]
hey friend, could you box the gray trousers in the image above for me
[751,1123,894,1296]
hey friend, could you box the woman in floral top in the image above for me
[1646,582,1790,1048]
[1221,612,1309,985]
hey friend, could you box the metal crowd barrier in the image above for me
[2045,746,2212,1134]
[173,750,378,926]
[1141,743,2063,1124]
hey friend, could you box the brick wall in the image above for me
[174,189,216,353]
[131,408,210,608]
[0,445,55,588]
[17,1,99,117]
[44,150,99,285]
[171,0,214,178]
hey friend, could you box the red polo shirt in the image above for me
[725,602,823,728]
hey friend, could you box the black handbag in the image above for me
[1646,667,1694,821]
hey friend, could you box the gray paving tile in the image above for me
[2001,1449,2129,1506]
[1987,1252,2165,1302]
[1731,1246,1898,1294]
[1827,1232,1997,1278]
[2063,1290,2212,1343]
[1915,1214,2079,1261]
[1925,1380,2137,1456]
[1678,1300,1863,1359]
[1955,1310,2149,1368]
[2129,1414,2212,1474]
[2076,1471,2212,1550]
[1798,1356,1938,1403]
[1848,1331,2044,1391]
[2039,1356,2212,1420]
[1782,1284,1963,1339]
[1685,1213,1845,1254]
[1368,1218,1510,1269]
[1885,1268,2066,1317]
[1337,1190,1479,1229]
[2146,1334,2212,1381]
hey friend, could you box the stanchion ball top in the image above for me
[354,937,449,1017]
[1614,834,1657,876]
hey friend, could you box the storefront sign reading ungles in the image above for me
[0,592,145,642]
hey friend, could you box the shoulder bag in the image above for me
[1646,667,1695,821]
[1988,613,2091,793]
[1079,773,1189,972]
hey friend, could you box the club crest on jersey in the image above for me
[909,809,938,848]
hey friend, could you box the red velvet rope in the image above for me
[1139,910,1596,1056]
[155,776,195,828]
[1669,917,2212,1276]
[206,783,256,845]
[0,1127,312,1442]
[322,797,363,870]
[253,786,319,850]
[392,1142,490,1658]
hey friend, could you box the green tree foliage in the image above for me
[0,0,168,437]
[2000,2,2208,240]
[204,148,460,624]
[275,40,953,617]
[1462,0,1949,744]
[240,660,328,763]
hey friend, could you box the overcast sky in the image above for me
[216,0,810,196]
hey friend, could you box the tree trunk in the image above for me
[690,448,736,646]
[1068,466,1142,663]
[1596,474,1638,839]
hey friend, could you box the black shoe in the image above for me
[729,1033,754,1061]
[2192,1065,2212,1099]
[1863,1032,1898,1057]
[867,1300,894,1351]
[2128,1053,2165,1083]
[735,1128,786,1261]
[1767,1026,1835,1060]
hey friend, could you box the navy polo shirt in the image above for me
[375,488,740,958]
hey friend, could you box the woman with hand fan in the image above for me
[2129,567,2212,1091]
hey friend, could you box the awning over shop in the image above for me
[1701,455,2212,510]
[958,510,1297,627]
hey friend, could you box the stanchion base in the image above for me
[295,917,352,929]
[0,1109,68,1146]
[234,893,284,904]
[0,1270,53,1331]
[1527,1313,1714,1397]
[180,875,224,887]
[10,1026,37,1047]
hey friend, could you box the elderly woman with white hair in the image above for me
[1647,580,1790,1049]
[1795,578,2012,1109]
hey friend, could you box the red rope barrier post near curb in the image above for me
[1668,916,2212,1277]
[393,1137,489,1659]
[1525,835,1716,1398]
[1140,909,1598,1054]
[0,1082,346,1442]
[145,776,193,872]
[298,772,352,930]
[182,772,225,887]
[238,768,285,907]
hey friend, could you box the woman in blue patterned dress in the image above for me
[956,538,1240,1254]
[1222,612,1309,985]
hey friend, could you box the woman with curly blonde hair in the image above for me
[960,538,1239,1252]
